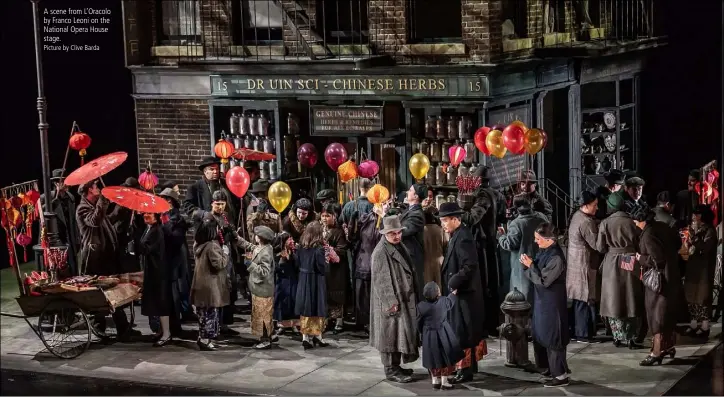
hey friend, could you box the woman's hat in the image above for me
[578,190,597,206]
[379,215,406,234]
[198,156,220,171]
[254,225,275,241]
[437,202,465,218]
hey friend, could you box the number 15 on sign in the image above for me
[468,81,482,92]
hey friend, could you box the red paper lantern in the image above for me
[448,145,466,167]
[502,124,526,155]
[225,166,250,198]
[214,139,235,164]
[138,168,159,191]
[338,160,358,183]
[69,132,91,165]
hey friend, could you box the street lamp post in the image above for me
[30,0,62,249]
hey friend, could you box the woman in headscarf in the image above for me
[191,213,230,351]
[283,198,316,241]
[632,207,680,366]
[597,199,643,349]
[320,203,348,334]
[683,204,718,338]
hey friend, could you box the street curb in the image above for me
[661,336,724,396]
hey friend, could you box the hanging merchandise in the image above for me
[138,165,159,191]
[69,128,91,166]
[1,180,41,295]
[214,135,235,164]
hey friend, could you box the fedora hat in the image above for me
[50,168,65,181]
[159,188,180,204]
[198,156,220,171]
[250,179,270,194]
[379,215,406,235]
[437,202,465,218]
[518,170,537,184]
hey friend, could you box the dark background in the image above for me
[0,0,721,269]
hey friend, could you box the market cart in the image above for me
[0,280,141,360]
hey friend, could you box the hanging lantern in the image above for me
[214,139,235,164]
[138,168,159,191]
[366,184,390,229]
[69,131,91,165]
[338,160,358,183]
[448,145,467,167]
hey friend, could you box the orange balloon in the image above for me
[485,129,507,159]
[524,128,546,155]
[338,160,358,183]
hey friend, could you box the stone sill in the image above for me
[580,28,607,41]
[151,45,204,57]
[399,43,466,56]
[543,33,572,47]
[310,44,373,56]
[503,38,534,53]
[230,45,286,57]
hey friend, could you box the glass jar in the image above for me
[269,161,279,180]
[436,117,446,140]
[435,193,446,209]
[243,135,252,149]
[240,113,250,135]
[458,163,469,177]
[419,140,430,158]
[458,116,472,140]
[258,113,269,136]
[229,113,239,136]
[469,164,478,176]
[233,134,243,149]
[464,140,476,164]
[441,142,452,162]
[287,113,299,135]
[435,164,447,186]
[248,113,258,136]
[263,137,275,154]
[447,193,457,203]
[283,135,296,159]
[259,161,270,180]
[447,165,457,185]
[426,165,436,186]
[425,116,437,139]
[253,136,264,152]
[447,117,458,140]
[430,141,442,162]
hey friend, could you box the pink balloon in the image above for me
[358,160,380,179]
[324,143,348,171]
[298,143,318,168]
[225,166,250,198]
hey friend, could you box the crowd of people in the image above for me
[39,155,721,389]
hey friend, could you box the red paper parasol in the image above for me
[64,152,128,186]
[232,148,276,161]
[101,186,171,214]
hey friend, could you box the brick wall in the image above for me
[135,99,211,193]
[282,0,317,55]
[201,0,233,57]
[461,0,502,63]
[527,0,544,38]
[368,0,407,60]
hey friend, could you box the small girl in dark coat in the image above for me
[417,281,464,390]
[294,222,330,350]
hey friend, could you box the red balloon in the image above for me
[474,127,491,155]
[324,143,348,171]
[297,143,318,168]
[225,166,250,198]
[502,124,526,155]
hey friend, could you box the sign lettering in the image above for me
[210,75,490,97]
[311,106,383,136]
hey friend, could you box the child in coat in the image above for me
[416,280,465,390]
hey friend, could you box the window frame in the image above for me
[406,0,462,44]
[156,0,203,45]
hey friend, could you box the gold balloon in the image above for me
[524,128,546,155]
[485,129,507,159]
[268,181,292,213]
[408,153,431,180]
[510,120,528,132]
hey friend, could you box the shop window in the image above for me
[501,0,528,38]
[157,0,202,45]
[233,0,285,43]
[407,0,462,43]
[317,0,369,43]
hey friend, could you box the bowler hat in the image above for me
[379,215,406,234]
[250,179,270,194]
[316,189,336,202]
[50,169,65,181]
[254,226,275,242]
[198,156,220,171]
[603,170,625,185]
[437,202,465,218]
[578,190,597,206]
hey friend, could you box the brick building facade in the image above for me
[123,0,665,227]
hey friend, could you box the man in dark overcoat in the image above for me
[39,169,80,276]
[607,176,647,216]
[399,183,426,302]
[595,170,624,220]
[438,202,487,384]
[369,215,419,384]
[461,166,506,336]
[160,188,193,328]
[76,179,136,339]
[183,156,239,223]
[110,177,145,273]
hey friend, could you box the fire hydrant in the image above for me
[499,287,532,369]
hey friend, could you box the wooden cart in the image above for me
[0,283,140,359]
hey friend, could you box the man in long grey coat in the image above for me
[566,191,600,342]
[370,215,419,384]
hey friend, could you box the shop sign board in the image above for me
[210,74,490,97]
[311,106,383,136]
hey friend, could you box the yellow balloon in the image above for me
[268,181,292,213]
[524,128,546,155]
[408,153,431,180]
[510,120,528,132]
[485,129,507,159]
